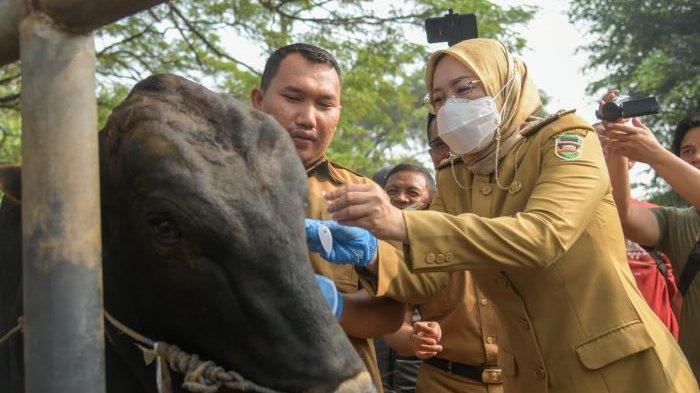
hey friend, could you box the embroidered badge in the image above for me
[554,133,583,160]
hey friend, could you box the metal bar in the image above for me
[0,0,165,66]
[0,0,22,66]
[38,0,165,33]
[20,14,105,393]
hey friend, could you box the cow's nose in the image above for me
[334,371,375,393]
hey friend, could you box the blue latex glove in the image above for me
[304,219,378,267]
[315,274,344,319]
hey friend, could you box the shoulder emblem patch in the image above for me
[554,133,583,160]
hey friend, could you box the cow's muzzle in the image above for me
[325,371,376,393]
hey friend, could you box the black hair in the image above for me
[672,114,700,156]
[426,113,437,141]
[261,43,341,91]
[385,163,436,198]
[372,166,394,188]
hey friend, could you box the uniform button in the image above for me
[480,298,488,306]
[508,181,522,194]
[485,336,496,344]
[520,317,530,330]
[426,253,435,264]
[445,252,454,263]
[436,253,445,264]
[534,367,546,380]
[480,185,493,195]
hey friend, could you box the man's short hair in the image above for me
[261,43,341,91]
[372,166,394,188]
[385,163,436,198]
[672,114,700,156]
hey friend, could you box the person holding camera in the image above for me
[314,38,698,393]
[599,95,700,379]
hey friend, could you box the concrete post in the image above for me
[19,14,105,393]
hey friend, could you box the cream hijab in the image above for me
[426,38,542,174]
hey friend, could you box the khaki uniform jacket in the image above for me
[370,266,503,392]
[370,112,698,393]
[411,272,503,393]
[307,158,386,392]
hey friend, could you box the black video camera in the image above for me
[595,96,661,122]
[425,9,478,47]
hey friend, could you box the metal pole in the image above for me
[20,13,105,393]
[0,0,165,67]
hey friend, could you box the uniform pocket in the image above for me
[575,320,654,370]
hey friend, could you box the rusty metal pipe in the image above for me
[0,0,165,66]
[20,14,105,393]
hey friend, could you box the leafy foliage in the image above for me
[569,0,700,146]
[569,0,699,205]
[1,0,535,175]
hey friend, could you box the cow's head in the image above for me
[98,74,371,392]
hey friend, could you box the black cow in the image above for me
[0,74,373,393]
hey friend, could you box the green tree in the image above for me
[0,0,535,175]
[569,0,699,205]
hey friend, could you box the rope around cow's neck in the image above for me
[0,313,284,393]
[0,317,22,347]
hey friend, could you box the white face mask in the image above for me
[435,75,515,155]
[436,96,501,154]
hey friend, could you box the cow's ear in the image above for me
[0,163,21,203]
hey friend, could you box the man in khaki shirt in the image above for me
[250,43,405,392]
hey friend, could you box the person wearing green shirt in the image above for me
[600,96,700,381]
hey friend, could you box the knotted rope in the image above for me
[153,342,281,393]
[104,311,284,393]
[0,312,282,393]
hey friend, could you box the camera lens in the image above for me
[596,101,623,122]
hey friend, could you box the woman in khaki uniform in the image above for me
[324,39,698,393]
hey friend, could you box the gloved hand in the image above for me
[304,219,378,267]
[314,274,344,320]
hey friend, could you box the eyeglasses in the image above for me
[425,79,482,114]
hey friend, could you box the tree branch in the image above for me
[0,73,20,86]
[167,2,261,76]
[166,8,205,69]
[0,93,20,106]
[258,0,421,26]
[97,24,158,58]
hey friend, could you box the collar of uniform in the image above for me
[305,155,346,186]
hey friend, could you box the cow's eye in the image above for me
[148,216,181,245]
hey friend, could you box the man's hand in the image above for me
[410,321,443,359]
[305,219,378,266]
[601,117,666,165]
[314,274,344,319]
[324,183,408,243]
